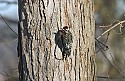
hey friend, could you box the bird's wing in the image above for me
[55,30,63,51]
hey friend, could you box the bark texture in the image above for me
[18,0,96,81]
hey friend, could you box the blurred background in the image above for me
[0,0,18,81]
[95,0,125,81]
[0,0,125,81]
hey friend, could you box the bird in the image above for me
[55,26,73,59]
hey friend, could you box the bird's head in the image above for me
[62,26,69,32]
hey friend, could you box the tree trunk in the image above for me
[18,0,96,81]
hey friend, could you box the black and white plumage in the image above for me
[55,26,73,59]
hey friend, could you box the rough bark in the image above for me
[18,0,96,81]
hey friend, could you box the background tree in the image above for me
[18,0,96,81]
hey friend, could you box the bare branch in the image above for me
[99,23,112,28]
[97,20,125,40]
[0,14,18,36]
[97,76,125,79]
[96,41,125,78]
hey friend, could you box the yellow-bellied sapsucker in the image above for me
[55,26,73,60]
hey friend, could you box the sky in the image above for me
[0,0,18,21]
